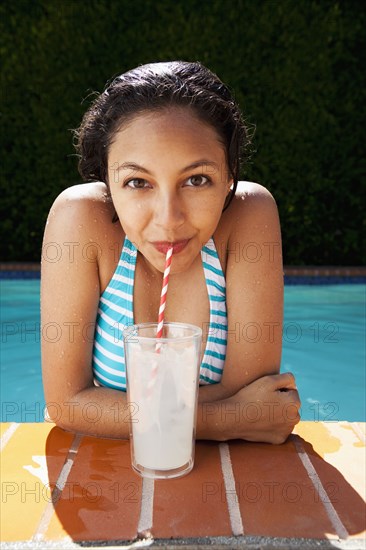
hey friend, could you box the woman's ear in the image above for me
[227,179,234,194]
[222,179,237,212]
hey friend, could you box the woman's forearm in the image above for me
[196,397,239,441]
[47,387,131,439]
[198,381,237,403]
[196,383,242,440]
[197,374,301,443]
[51,385,233,441]
[48,373,300,444]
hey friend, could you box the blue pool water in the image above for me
[0,280,365,422]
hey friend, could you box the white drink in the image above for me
[124,323,202,479]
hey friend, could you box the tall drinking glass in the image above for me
[123,322,202,479]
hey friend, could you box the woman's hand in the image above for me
[196,373,301,444]
[227,372,301,444]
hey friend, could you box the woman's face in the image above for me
[107,107,232,274]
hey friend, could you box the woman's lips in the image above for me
[152,239,190,254]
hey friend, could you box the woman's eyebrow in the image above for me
[179,160,220,174]
[116,162,152,175]
[116,159,220,176]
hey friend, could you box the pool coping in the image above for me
[1,263,366,280]
[1,422,365,549]
[1,266,365,284]
[1,263,366,273]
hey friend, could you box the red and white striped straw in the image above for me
[156,244,173,345]
[147,245,173,397]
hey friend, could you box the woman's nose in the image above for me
[154,191,185,231]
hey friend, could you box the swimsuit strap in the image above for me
[200,238,227,384]
[92,236,227,389]
[92,237,136,389]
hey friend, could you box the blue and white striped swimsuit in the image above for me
[92,237,227,390]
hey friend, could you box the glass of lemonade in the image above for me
[123,322,202,479]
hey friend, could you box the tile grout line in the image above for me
[0,423,19,452]
[32,433,83,542]
[219,443,244,536]
[137,477,155,536]
[293,436,349,540]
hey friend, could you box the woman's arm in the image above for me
[41,184,131,438]
[223,182,285,390]
[197,372,299,443]
[197,182,300,442]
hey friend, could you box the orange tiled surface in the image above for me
[1,421,365,547]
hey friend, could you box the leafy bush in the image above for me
[1,0,365,264]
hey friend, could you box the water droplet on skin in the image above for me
[78,224,83,229]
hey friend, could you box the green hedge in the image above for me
[1,0,365,264]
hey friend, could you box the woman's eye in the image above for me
[124,178,149,189]
[185,175,210,187]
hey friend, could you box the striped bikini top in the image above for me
[92,236,227,391]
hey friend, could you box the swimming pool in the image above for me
[1,279,365,422]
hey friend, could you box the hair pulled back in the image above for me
[74,61,249,210]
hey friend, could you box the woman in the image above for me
[41,61,300,442]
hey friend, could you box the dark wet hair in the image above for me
[74,61,250,211]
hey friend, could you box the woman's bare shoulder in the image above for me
[44,182,121,252]
[49,182,117,233]
[218,181,279,235]
[51,182,113,214]
[235,180,277,205]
